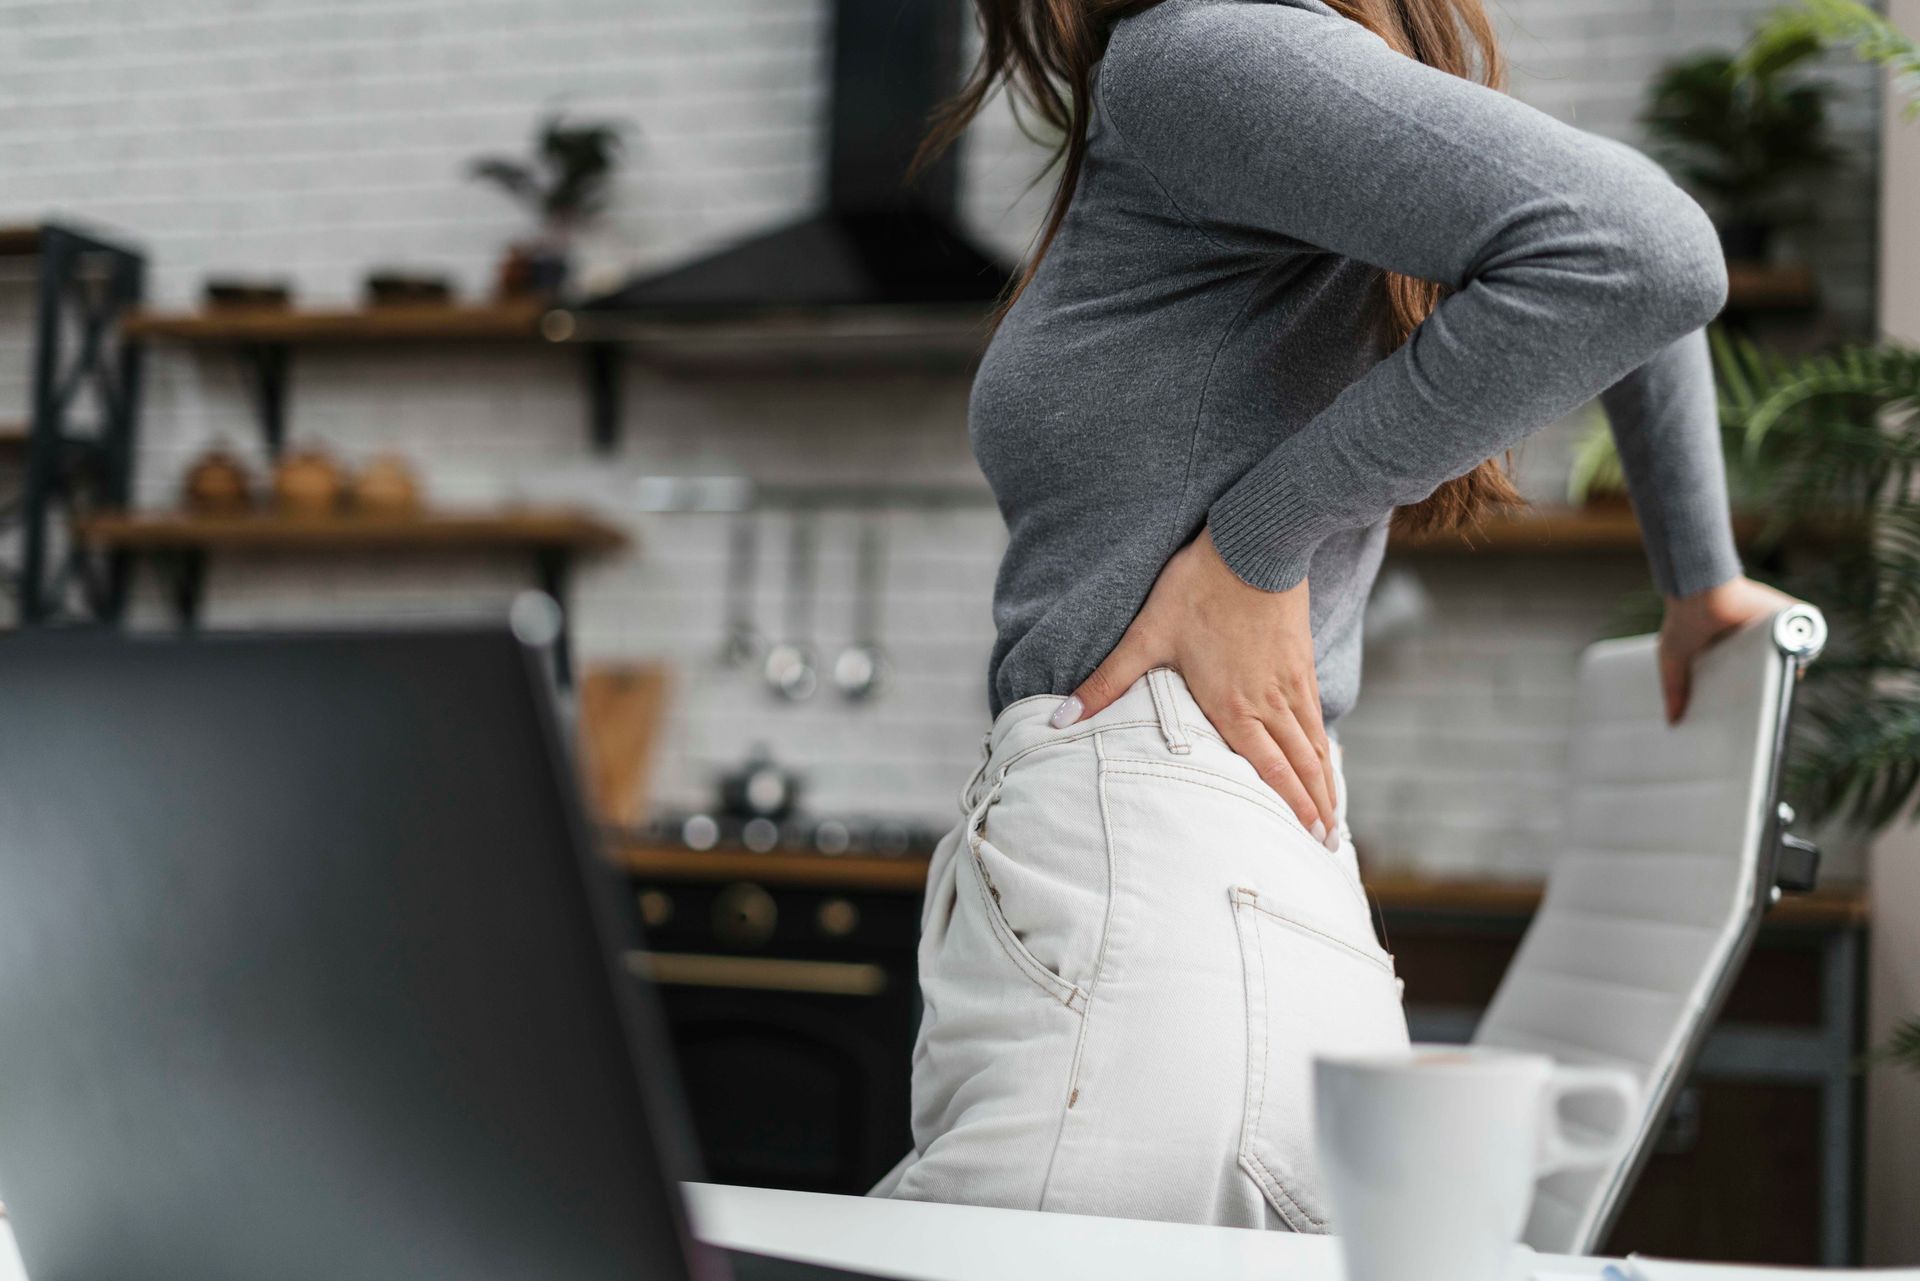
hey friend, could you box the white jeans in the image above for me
[877,669,1409,1229]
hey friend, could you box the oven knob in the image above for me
[681,813,720,851]
[636,889,675,930]
[813,819,852,855]
[713,882,777,948]
[816,897,860,938]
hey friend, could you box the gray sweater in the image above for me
[972,0,1743,719]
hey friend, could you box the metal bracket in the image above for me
[533,549,574,689]
[240,343,292,458]
[584,342,623,454]
[17,223,146,626]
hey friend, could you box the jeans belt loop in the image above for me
[1146,668,1193,756]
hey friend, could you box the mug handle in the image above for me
[1536,1065,1641,1176]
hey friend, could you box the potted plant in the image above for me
[469,112,625,298]
[1642,34,1843,262]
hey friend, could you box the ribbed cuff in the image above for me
[1649,512,1743,600]
[1206,469,1332,593]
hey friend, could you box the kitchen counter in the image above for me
[604,840,1870,926]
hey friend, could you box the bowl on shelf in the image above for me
[180,445,255,514]
[350,454,423,517]
[272,447,347,517]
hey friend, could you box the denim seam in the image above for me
[1037,730,1123,1213]
[1238,888,1396,976]
[994,717,1164,774]
[1232,889,1329,1233]
[966,788,1087,1012]
[1145,668,1193,755]
[992,717,1231,779]
[968,849,1087,1010]
[1100,762,1370,915]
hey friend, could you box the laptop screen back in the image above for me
[0,629,701,1281]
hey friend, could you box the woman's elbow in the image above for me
[1607,183,1728,338]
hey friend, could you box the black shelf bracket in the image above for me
[157,549,208,625]
[534,547,574,687]
[584,341,623,453]
[220,335,612,458]
[118,541,580,689]
[241,343,292,459]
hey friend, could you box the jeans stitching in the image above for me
[1100,763,1371,915]
[1239,894,1395,976]
[967,782,1087,1011]
[1233,890,1331,1233]
[1038,731,1120,1212]
[994,717,1163,772]
[968,849,1086,1010]
[992,718,1232,780]
[1145,669,1192,755]
[1105,761,1311,836]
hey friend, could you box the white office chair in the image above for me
[1472,605,1827,1255]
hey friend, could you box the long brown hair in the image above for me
[919,0,1522,534]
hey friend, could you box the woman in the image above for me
[878,0,1794,1230]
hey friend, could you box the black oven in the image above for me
[623,875,921,1195]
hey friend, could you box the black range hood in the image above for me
[584,0,1013,319]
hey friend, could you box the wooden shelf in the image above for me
[123,301,550,344]
[1388,506,1762,556]
[119,301,992,454]
[1725,263,1818,313]
[608,843,933,892]
[603,845,1870,927]
[1389,506,1645,554]
[1364,872,1868,928]
[72,508,628,554]
[0,226,42,257]
[122,300,990,358]
[552,304,990,372]
[73,508,627,683]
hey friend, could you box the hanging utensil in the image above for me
[719,511,766,668]
[833,514,891,701]
[763,509,819,702]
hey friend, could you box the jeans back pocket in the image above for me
[1230,886,1409,1233]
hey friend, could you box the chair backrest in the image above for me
[1472,605,1826,1255]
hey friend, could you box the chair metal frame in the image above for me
[1569,604,1828,1253]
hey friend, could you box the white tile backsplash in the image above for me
[0,0,1878,874]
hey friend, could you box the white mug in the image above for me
[1313,1044,1639,1281]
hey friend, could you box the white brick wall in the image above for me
[0,0,1880,871]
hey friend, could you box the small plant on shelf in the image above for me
[469,112,626,297]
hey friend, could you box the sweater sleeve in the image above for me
[1098,0,1731,592]
[1600,331,1743,598]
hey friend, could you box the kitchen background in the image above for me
[2,0,1913,1266]
[0,0,1883,874]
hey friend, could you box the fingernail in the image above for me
[1310,819,1327,844]
[1324,829,1341,852]
[1049,695,1084,730]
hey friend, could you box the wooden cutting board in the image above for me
[577,664,670,827]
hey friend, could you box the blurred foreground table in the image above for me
[683,1182,1612,1281]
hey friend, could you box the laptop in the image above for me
[0,623,888,1281]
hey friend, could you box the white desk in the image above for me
[684,1183,1614,1281]
[0,1188,1613,1281]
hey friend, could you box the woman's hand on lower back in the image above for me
[1050,527,1339,849]
[1658,576,1803,723]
